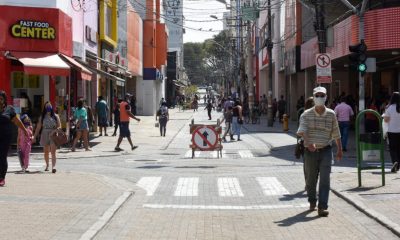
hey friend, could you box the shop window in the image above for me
[12,72,39,88]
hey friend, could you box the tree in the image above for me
[183,42,206,85]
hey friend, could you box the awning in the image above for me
[59,54,93,81]
[76,59,125,85]
[10,51,70,76]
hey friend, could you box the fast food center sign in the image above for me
[10,20,56,40]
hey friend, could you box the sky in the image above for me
[183,0,227,43]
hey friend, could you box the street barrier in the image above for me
[355,109,385,187]
[189,119,222,158]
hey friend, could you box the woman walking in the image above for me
[33,102,61,173]
[0,90,28,186]
[383,92,400,173]
[232,100,243,141]
[71,99,91,151]
[18,114,34,172]
[156,102,169,137]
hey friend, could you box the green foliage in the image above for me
[184,85,198,98]
[184,43,206,85]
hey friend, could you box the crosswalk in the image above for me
[7,162,46,172]
[184,150,255,158]
[136,176,290,197]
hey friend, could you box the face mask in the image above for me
[46,106,52,112]
[314,96,327,106]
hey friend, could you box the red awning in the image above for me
[10,51,70,76]
[60,54,93,81]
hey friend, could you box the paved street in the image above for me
[2,106,400,239]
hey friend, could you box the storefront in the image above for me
[0,6,91,128]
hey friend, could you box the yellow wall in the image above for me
[99,0,118,48]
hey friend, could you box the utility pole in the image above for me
[314,0,326,53]
[340,0,369,111]
[247,20,254,110]
[266,0,274,127]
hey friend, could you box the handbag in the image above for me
[155,122,159,128]
[50,129,68,147]
[237,118,244,125]
[295,138,305,159]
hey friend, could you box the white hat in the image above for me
[313,86,327,95]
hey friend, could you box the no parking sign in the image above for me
[192,126,218,150]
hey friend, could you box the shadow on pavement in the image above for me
[175,166,216,169]
[279,190,307,201]
[274,210,319,226]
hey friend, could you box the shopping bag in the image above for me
[50,129,68,147]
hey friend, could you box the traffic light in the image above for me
[349,39,367,75]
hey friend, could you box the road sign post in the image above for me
[316,53,332,84]
[189,122,223,159]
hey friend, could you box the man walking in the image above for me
[205,100,214,120]
[95,96,109,136]
[278,95,286,123]
[115,94,141,151]
[297,86,342,217]
[334,96,354,152]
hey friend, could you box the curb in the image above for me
[331,187,400,238]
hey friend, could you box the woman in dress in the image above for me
[33,102,61,173]
[0,90,28,186]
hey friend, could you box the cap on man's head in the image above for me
[313,86,327,95]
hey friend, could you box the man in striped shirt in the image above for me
[297,86,343,217]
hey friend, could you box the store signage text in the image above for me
[10,20,56,40]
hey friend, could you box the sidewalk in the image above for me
[243,114,400,237]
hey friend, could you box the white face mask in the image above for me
[314,96,327,106]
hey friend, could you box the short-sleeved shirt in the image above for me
[96,100,108,118]
[334,102,354,122]
[0,105,16,137]
[74,107,87,120]
[120,101,131,122]
[384,104,400,133]
[297,107,341,148]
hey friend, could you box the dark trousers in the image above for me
[304,146,332,210]
[388,132,400,165]
[207,109,212,119]
[113,122,120,135]
[0,137,11,179]
[159,118,168,136]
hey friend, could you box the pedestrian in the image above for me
[383,92,400,173]
[192,97,198,112]
[205,100,214,120]
[272,98,278,122]
[296,97,314,190]
[221,106,234,142]
[334,96,354,152]
[156,101,169,137]
[297,86,342,217]
[112,101,121,136]
[18,114,34,172]
[71,99,91,152]
[232,100,243,141]
[95,96,109,136]
[115,94,141,151]
[223,96,234,113]
[0,90,29,187]
[365,98,379,133]
[33,102,62,173]
[278,95,286,123]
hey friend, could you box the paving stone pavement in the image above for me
[3,108,400,239]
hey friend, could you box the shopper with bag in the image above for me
[33,102,61,173]
[232,100,243,141]
[156,102,169,137]
[383,92,400,173]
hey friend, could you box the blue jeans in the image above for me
[232,116,242,139]
[339,121,350,149]
[304,146,332,210]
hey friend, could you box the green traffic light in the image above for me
[358,63,366,72]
